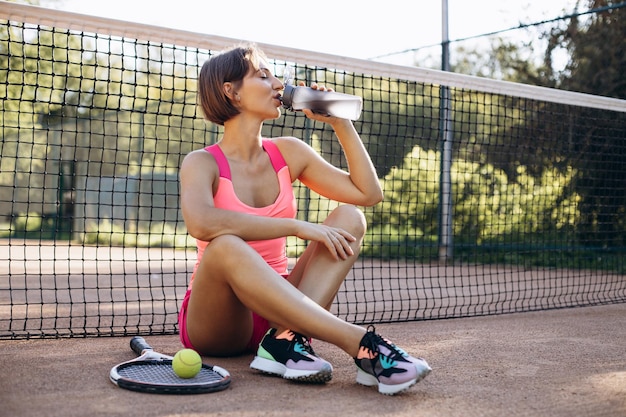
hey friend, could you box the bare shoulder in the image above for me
[180,148,218,178]
[182,147,215,165]
[270,136,322,180]
[271,136,316,159]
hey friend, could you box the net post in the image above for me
[438,0,454,263]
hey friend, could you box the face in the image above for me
[236,60,284,121]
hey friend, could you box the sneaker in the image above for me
[250,328,333,383]
[354,325,431,395]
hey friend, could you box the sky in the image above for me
[38,0,581,67]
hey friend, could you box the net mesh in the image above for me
[1,3,625,339]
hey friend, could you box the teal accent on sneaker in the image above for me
[354,325,431,395]
[380,355,397,369]
[250,328,333,383]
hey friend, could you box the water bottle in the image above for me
[281,66,363,121]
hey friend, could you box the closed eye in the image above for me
[258,68,274,79]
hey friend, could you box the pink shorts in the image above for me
[178,289,270,353]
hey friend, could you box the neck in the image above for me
[219,119,265,161]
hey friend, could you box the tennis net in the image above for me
[1,2,625,339]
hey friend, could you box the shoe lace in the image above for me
[362,325,406,361]
[292,332,316,356]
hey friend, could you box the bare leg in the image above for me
[185,231,365,357]
[288,204,366,311]
[186,204,431,393]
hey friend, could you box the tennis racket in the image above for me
[109,336,231,394]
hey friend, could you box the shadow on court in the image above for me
[1,303,625,417]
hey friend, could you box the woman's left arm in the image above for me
[276,116,383,207]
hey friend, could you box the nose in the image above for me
[274,77,284,91]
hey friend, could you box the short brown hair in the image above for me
[197,44,267,125]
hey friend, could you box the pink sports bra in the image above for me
[190,140,296,286]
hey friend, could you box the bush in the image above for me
[366,144,581,253]
[12,212,43,233]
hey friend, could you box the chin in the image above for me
[270,108,282,120]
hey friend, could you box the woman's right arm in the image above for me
[179,149,286,242]
[179,149,355,259]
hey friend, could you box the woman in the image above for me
[178,44,431,395]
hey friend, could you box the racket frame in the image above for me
[109,337,231,394]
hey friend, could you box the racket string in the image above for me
[119,361,224,385]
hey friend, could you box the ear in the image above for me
[223,82,237,101]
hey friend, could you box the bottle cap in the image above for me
[282,66,295,110]
[282,84,296,110]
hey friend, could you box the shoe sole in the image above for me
[250,356,333,383]
[356,363,432,395]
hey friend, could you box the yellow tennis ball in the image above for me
[172,349,202,378]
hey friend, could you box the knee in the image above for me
[202,234,250,268]
[328,204,367,239]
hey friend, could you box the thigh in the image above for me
[185,237,256,356]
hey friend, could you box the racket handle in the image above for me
[130,336,153,355]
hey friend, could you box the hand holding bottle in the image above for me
[281,66,363,121]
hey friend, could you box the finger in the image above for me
[331,233,354,259]
[303,109,335,122]
[323,231,349,260]
[337,229,357,242]
[302,109,331,120]
[324,237,341,260]
[337,235,355,258]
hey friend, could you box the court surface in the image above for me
[1,302,624,417]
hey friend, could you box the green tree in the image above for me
[549,0,626,99]
[542,0,626,245]
[446,1,626,246]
